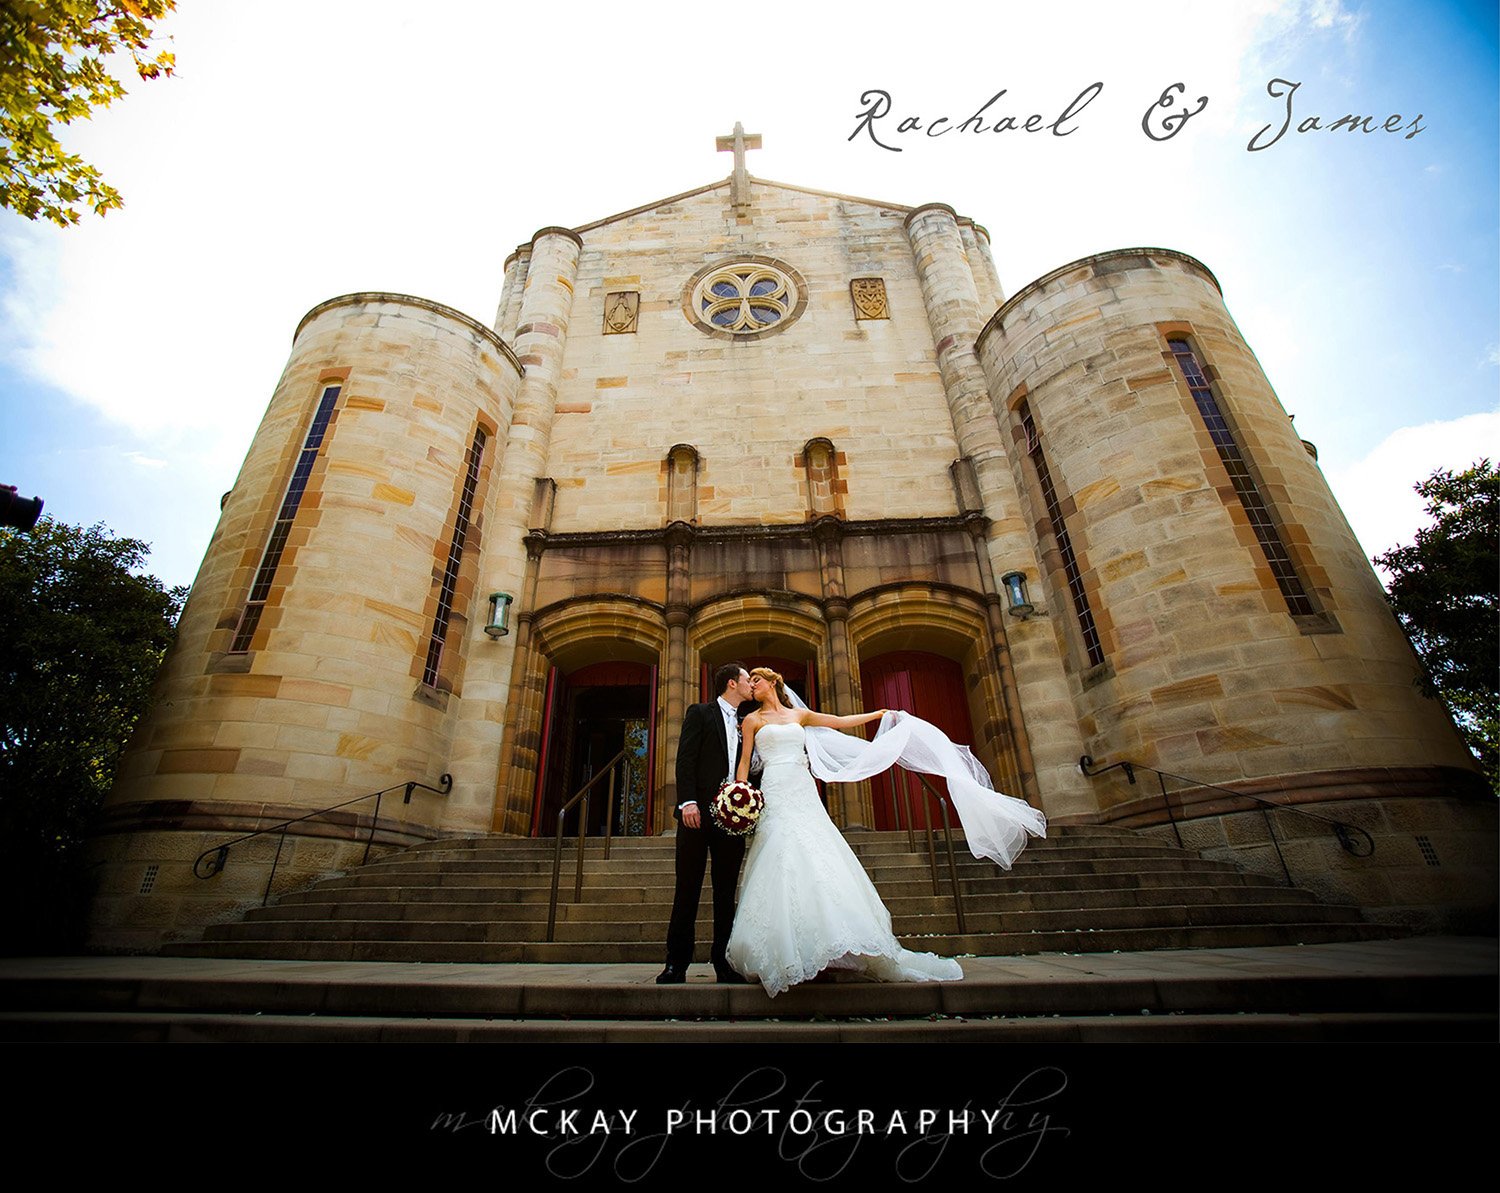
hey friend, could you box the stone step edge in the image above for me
[7,968,1483,1020]
[157,923,1404,962]
[201,922,1373,947]
[1,1010,1491,1044]
[234,906,1342,930]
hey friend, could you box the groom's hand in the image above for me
[681,802,701,829]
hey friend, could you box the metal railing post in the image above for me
[604,765,617,862]
[362,790,385,865]
[573,793,589,903]
[900,770,916,853]
[1260,806,1294,887]
[543,747,630,943]
[1077,754,1378,890]
[264,828,288,906]
[937,797,966,935]
[1157,771,1183,849]
[912,774,967,935]
[193,773,453,888]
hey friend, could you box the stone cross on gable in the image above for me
[715,121,761,214]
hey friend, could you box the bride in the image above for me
[723,667,1045,997]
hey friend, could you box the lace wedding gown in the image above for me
[725,721,964,997]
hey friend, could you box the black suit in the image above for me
[664,699,754,970]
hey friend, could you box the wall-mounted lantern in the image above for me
[484,592,515,638]
[1000,571,1034,619]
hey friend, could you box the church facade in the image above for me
[88,132,1493,950]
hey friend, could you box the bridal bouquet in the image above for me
[710,779,764,836]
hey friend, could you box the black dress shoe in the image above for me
[714,967,748,984]
[656,964,687,985]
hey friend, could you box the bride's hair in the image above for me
[750,666,790,708]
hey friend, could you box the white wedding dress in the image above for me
[725,720,965,997]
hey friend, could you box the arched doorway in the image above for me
[860,650,976,831]
[699,655,816,707]
[532,660,656,838]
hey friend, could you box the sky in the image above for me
[0,0,1495,590]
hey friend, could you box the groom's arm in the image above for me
[676,703,706,825]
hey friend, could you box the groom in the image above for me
[658,661,756,984]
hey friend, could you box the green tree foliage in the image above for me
[0,519,184,952]
[0,0,175,225]
[1375,460,1499,790]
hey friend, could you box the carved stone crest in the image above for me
[603,291,640,334]
[850,277,888,320]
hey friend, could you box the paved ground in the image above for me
[3,934,1492,990]
[3,939,1493,1164]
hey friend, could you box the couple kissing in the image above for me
[657,661,1018,997]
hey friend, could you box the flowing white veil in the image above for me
[780,686,1046,869]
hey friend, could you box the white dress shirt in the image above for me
[678,697,742,813]
[715,695,740,782]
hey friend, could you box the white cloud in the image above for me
[2,1,1318,438]
[1306,0,1362,37]
[0,0,1492,591]
[1325,410,1500,563]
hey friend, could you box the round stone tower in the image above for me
[977,248,1492,928]
[89,294,523,949]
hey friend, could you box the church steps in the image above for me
[272,865,1296,905]
[393,824,1148,854]
[248,869,1313,912]
[247,883,1323,923]
[161,824,1399,965]
[363,840,1191,870]
[319,854,1254,884]
[6,939,1493,1042]
[165,921,1399,963]
[386,837,1186,863]
[13,946,1489,1021]
[7,1010,1490,1043]
[202,900,1364,946]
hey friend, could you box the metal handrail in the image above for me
[191,773,453,905]
[887,769,967,934]
[1078,754,1376,887]
[545,747,629,942]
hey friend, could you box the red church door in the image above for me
[860,651,974,831]
[532,661,656,838]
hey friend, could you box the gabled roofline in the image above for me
[560,175,980,239]
[569,179,731,236]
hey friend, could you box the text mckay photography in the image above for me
[428,1063,1071,1183]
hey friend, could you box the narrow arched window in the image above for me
[665,444,699,524]
[801,438,845,518]
[1167,339,1315,616]
[422,426,489,688]
[1019,400,1105,668]
[230,383,341,653]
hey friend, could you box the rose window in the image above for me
[687,261,803,337]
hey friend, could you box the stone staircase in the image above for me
[10,827,1493,1042]
[5,939,1495,1042]
[163,824,1397,963]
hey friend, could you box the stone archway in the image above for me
[492,598,667,834]
[675,592,849,820]
[848,584,1025,818]
[688,592,828,702]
